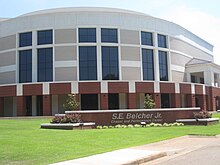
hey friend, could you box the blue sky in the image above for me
[1,0,220,63]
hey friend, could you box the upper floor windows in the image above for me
[37,48,53,82]
[79,46,97,80]
[101,28,118,43]
[159,51,168,81]
[79,28,96,43]
[37,30,53,45]
[19,32,32,47]
[19,50,32,83]
[158,34,167,48]
[102,46,119,80]
[141,31,153,46]
[142,49,154,80]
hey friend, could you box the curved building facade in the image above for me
[0,7,219,116]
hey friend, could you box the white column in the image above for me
[204,70,214,86]
[153,32,160,82]
[32,96,37,116]
[32,31,37,82]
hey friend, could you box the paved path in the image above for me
[51,135,220,165]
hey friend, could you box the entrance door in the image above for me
[108,94,119,109]
[26,96,32,116]
[36,96,43,116]
[81,94,98,110]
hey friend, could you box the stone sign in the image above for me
[66,108,200,126]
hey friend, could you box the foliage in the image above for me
[144,94,155,109]
[194,110,212,119]
[51,114,82,124]
[63,94,79,111]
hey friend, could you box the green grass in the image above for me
[0,113,220,165]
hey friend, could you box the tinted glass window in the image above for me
[79,28,96,43]
[37,30,53,45]
[101,28,118,43]
[158,34,167,48]
[102,46,119,80]
[159,51,168,81]
[79,46,97,80]
[37,48,53,82]
[19,50,32,83]
[142,49,154,80]
[81,94,98,110]
[108,93,119,109]
[161,94,170,108]
[19,32,32,47]
[141,31,153,46]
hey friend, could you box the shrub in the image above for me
[163,123,170,127]
[102,126,108,129]
[127,124,133,128]
[51,114,82,124]
[96,126,102,129]
[108,126,114,129]
[115,125,122,128]
[194,111,212,119]
[144,94,156,109]
[134,124,141,128]
[149,123,155,127]
[51,116,63,123]
[63,94,79,111]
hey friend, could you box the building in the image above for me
[0,7,220,117]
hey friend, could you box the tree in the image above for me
[144,94,155,109]
[63,94,79,111]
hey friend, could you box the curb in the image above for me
[123,152,167,165]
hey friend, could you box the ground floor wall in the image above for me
[0,81,219,117]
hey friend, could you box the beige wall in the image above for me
[172,70,186,82]
[0,51,16,67]
[121,67,141,80]
[55,29,76,44]
[55,46,77,61]
[120,29,140,45]
[170,37,212,61]
[170,52,191,66]
[55,67,77,81]
[0,71,16,84]
[0,35,16,51]
[121,46,140,61]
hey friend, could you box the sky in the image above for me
[1,0,220,64]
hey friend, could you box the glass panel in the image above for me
[101,28,118,43]
[142,49,154,80]
[19,32,32,47]
[81,94,98,110]
[79,28,96,43]
[37,30,53,45]
[161,94,170,108]
[141,31,153,46]
[19,50,32,83]
[158,34,167,48]
[159,51,168,81]
[108,94,119,109]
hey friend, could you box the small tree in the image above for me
[63,94,79,111]
[144,94,155,109]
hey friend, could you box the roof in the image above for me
[186,58,212,65]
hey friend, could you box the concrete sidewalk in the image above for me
[51,135,220,165]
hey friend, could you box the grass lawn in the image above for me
[0,113,220,165]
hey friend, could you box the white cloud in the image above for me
[163,6,220,64]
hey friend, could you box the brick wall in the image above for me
[50,83,71,95]
[100,93,108,110]
[43,95,52,116]
[16,96,26,116]
[108,82,129,93]
[180,84,191,94]
[135,82,154,93]
[79,82,101,94]
[160,83,175,93]
[127,93,137,109]
[23,84,42,96]
[195,85,203,95]
[0,85,16,97]
[171,94,180,108]
[153,93,161,108]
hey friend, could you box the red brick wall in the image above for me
[16,96,26,116]
[0,97,4,117]
[108,82,129,93]
[50,83,71,95]
[100,93,108,110]
[160,83,175,93]
[43,95,52,116]
[127,93,137,109]
[195,85,203,95]
[0,86,16,97]
[186,94,195,107]
[153,93,161,108]
[23,84,42,96]
[180,84,191,94]
[79,82,100,94]
[135,82,154,93]
[171,94,180,108]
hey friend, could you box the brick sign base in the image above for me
[66,108,200,126]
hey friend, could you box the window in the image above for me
[79,46,97,80]
[19,50,32,83]
[161,94,170,108]
[101,28,118,43]
[102,46,119,80]
[79,28,96,43]
[191,75,196,83]
[141,31,153,46]
[142,49,154,80]
[108,94,119,109]
[159,51,168,81]
[37,48,53,82]
[81,94,98,110]
[19,32,32,47]
[37,30,53,45]
[158,34,167,48]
